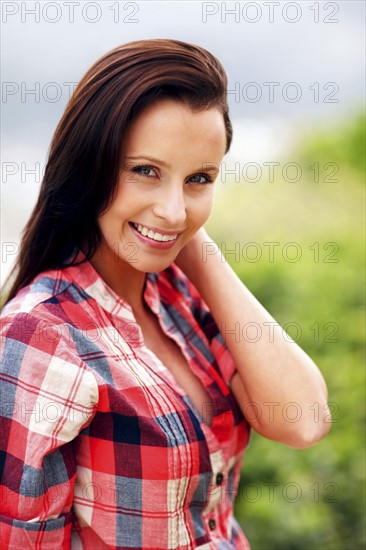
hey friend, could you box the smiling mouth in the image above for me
[129,222,179,242]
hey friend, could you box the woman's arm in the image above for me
[175,227,331,449]
[0,312,99,548]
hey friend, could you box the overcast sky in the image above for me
[1,0,365,283]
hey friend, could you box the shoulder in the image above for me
[0,262,95,337]
[1,266,74,319]
[0,270,99,416]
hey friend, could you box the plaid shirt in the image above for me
[0,248,251,549]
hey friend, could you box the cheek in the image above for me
[97,196,131,233]
[97,208,124,239]
[100,179,137,221]
[191,191,215,224]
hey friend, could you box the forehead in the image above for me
[124,99,227,161]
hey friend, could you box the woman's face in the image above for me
[96,98,227,274]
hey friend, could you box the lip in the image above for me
[129,221,185,236]
[128,222,181,249]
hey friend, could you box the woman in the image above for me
[0,39,330,549]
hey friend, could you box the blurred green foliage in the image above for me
[297,111,365,180]
[206,111,365,549]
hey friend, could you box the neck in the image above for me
[89,240,147,317]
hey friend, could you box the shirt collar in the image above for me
[61,247,162,321]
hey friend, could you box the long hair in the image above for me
[1,38,233,306]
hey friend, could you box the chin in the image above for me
[128,257,175,274]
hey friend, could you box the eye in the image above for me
[130,164,214,185]
[132,164,157,177]
[187,174,214,185]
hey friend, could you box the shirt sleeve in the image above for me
[0,311,99,549]
[170,263,238,387]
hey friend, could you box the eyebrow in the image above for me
[125,155,220,173]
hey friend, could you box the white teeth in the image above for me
[132,223,177,242]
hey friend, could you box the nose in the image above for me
[152,183,187,228]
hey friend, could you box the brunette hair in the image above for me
[1,38,232,306]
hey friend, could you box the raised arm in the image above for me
[175,228,331,449]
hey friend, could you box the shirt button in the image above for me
[216,473,224,485]
[208,518,216,531]
[102,291,112,304]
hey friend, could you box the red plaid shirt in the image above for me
[0,248,251,549]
